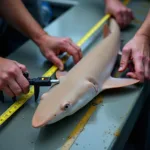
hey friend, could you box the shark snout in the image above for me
[32,101,73,127]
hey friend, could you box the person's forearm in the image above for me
[0,0,47,44]
[136,10,150,38]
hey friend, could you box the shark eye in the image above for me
[60,102,71,111]
[64,104,70,110]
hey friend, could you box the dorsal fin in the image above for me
[56,70,68,79]
[103,24,111,38]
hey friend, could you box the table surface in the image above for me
[0,1,150,150]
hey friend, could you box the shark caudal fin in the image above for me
[102,77,140,90]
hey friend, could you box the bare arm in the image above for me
[0,0,82,70]
[0,0,46,44]
[136,10,150,38]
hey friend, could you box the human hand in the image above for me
[118,34,150,82]
[0,58,29,97]
[105,0,134,29]
[36,34,82,70]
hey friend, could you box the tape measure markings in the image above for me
[77,14,110,47]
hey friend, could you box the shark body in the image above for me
[32,19,139,128]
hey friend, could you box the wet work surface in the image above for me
[0,0,150,150]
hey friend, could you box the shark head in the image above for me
[32,78,98,128]
[32,92,73,127]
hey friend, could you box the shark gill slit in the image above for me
[60,78,98,111]
[86,77,99,93]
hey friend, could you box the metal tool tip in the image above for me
[51,79,60,84]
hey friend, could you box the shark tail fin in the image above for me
[102,77,140,90]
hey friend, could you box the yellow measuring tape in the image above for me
[0,14,111,125]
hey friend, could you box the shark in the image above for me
[32,19,139,128]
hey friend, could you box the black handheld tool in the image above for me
[23,72,59,102]
[0,72,59,103]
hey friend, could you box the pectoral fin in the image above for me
[102,77,139,90]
